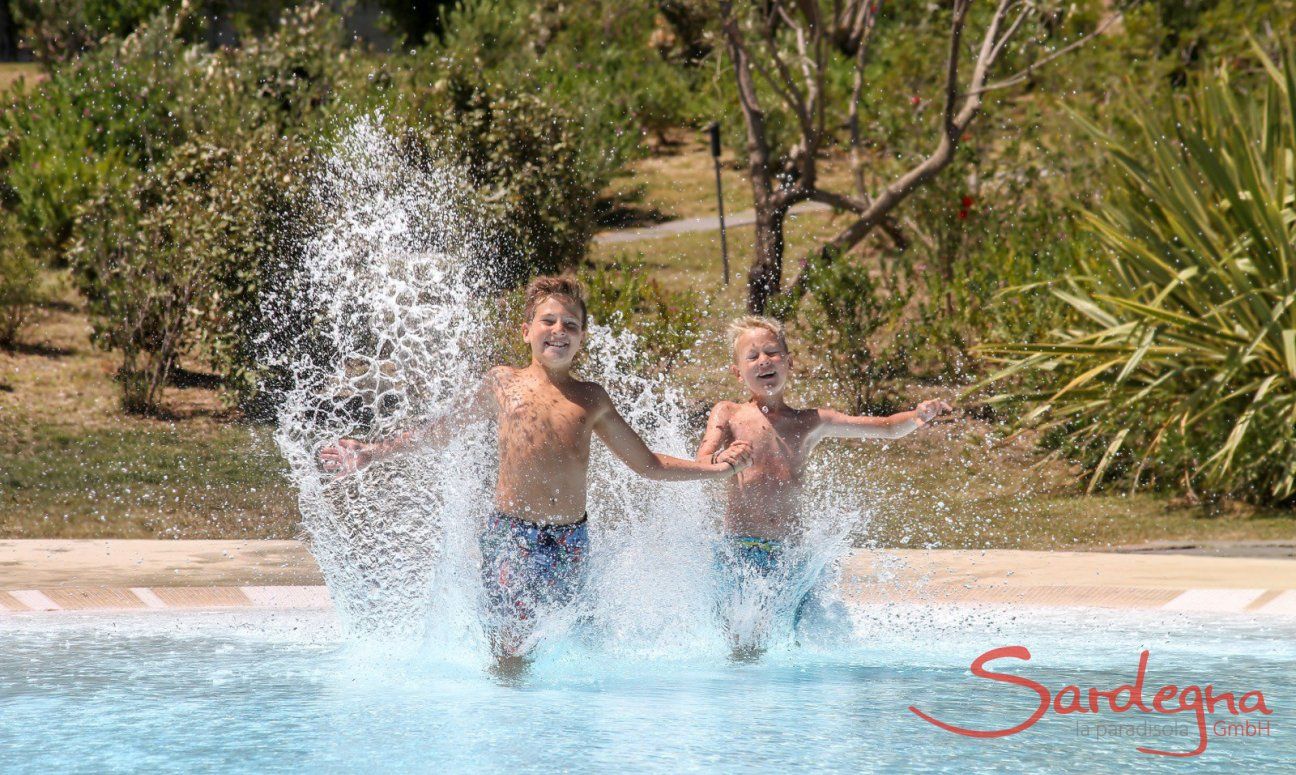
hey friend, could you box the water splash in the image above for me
[271,115,869,664]
[272,114,496,642]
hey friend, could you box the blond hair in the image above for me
[524,275,587,329]
[727,315,788,360]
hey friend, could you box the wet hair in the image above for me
[524,275,587,329]
[727,315,788,360]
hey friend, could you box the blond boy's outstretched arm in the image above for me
[594,389,750,481]
[318,368,502,478]
[817,400,952,441]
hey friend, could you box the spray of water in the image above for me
[271,116,869,665]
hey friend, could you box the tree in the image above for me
[716,0,1121,313]
[1,0,17,60]
[378,0,455,46]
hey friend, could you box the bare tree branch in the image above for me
[971,11,1124,96]
[718,0,1111,312]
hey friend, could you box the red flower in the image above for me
[957,209,969,220]
[960,195,974,208]
[910,95,921,106]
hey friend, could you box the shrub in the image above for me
[68,136,312,414]
[11,0,170,62]
[0,210,46,349]
[433,0,716,158]
[401,64,606,286]
[796,251,911,414]
[0,8,203,262]
[69,145,223,413]
[982,43,1296,505]
[582,261,704,375]
[5,3,363,412]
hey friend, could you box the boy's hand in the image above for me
[319,438,376,479]
[714,440,753,473]
[914,399,953,424]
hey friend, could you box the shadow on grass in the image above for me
[3,340,76,357]
[595,185,675,229]
[168,366,224,390]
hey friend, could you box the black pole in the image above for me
[707,122,730,285]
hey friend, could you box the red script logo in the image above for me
[908,646,1272,757]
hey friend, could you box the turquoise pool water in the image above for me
[0,605,1290,772]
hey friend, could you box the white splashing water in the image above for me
[272,116,868,665]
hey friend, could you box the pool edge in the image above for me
[3,584,1294,615]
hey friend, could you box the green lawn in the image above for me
[1,422,296,538]
[1,295,298,539]
[604,136,860,222]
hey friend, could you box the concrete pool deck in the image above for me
[1,539,1294,615]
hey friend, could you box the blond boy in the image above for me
[696,315,951,647]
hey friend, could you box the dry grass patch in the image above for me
[0,63,44,95]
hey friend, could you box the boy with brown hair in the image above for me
[320,276,751,662]
[696,315,951,653]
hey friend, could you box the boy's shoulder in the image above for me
[483,365,520,392]
[708,400,743,421]
[565,376,615,408]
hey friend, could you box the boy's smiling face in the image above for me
[732,328,792,397]
[523,296,585,369]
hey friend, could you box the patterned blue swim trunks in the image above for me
[717,535,820,633]
[479,512,589,648]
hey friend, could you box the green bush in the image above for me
[69,143,232,413]
[1,8,203,261]
[796,251,911,415]
[12,0,170,62]
[582,261,704,375]
[433,0,718,159]
[0,210,46,349]
[983,42,1296,505]
[399,64,606,286]
[4,3,367,412]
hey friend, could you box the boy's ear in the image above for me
[730,363,740,380]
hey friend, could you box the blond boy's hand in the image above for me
[714,440,753,472]
[914,399,953,424]
[319,438,376,479]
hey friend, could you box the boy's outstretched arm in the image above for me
[817,399,952,441]
[694,402,736,464]
[593,389,751,481]
[318,368,501,478]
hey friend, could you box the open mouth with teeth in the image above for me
[756,368,778,380]
[544,340,571,352]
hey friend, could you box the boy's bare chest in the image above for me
[495,380,593,440]
[730,410,817,465]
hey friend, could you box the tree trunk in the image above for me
[748,202,787,314]
[0,0,17,61]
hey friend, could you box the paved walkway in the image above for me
[592,201,830,244]
[2,540,1294,614]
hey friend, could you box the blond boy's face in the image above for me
[732,328,792,397]
[523,297,585,369]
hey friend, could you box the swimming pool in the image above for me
[1,605,1289,772]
